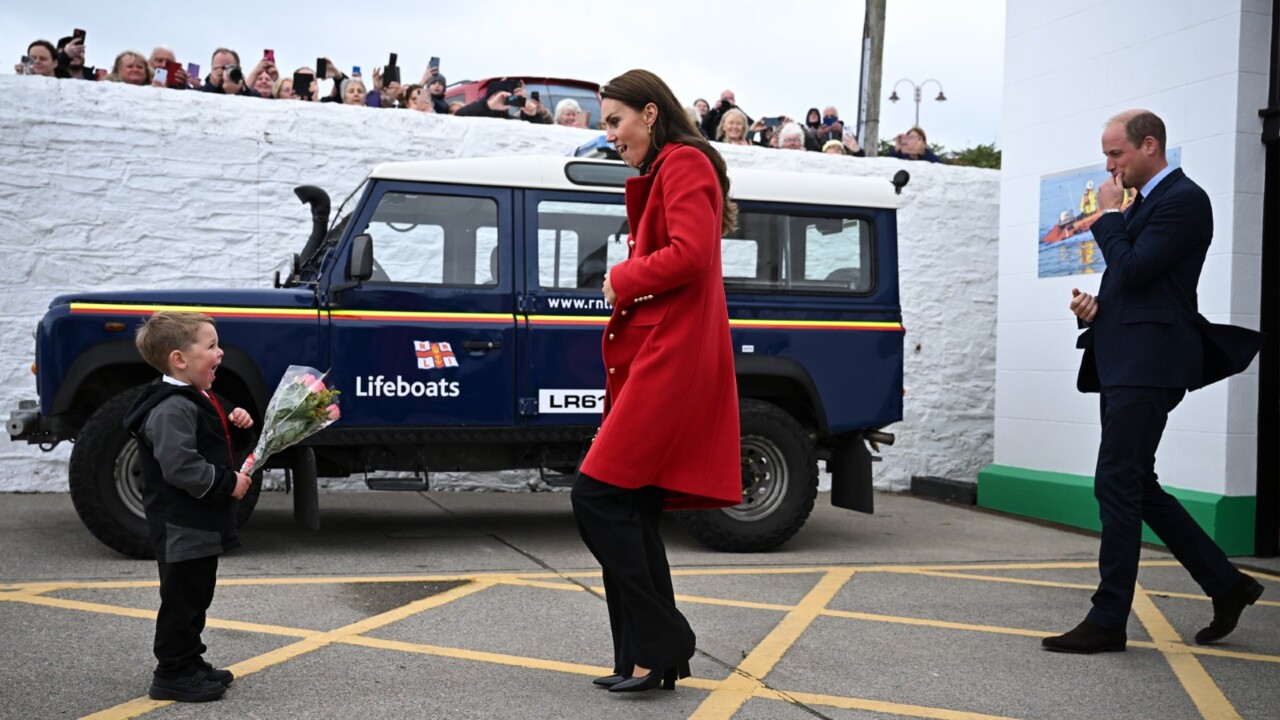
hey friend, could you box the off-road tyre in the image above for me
[678,398,818,552]
[69,385,262,559]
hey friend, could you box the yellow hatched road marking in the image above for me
[688,568,854,720]
[903,568,1098,591]
[0,562,1269,719]
[79,579,496,720]
[1131,582,1241,720]
[755,687,1020,719]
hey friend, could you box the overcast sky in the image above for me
[4,0,1006,150]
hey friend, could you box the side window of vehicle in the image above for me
[800,217,870,292]
[536,200,629,290]
[723,207,872,294]
[362,192,499,287]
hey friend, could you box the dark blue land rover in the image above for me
[8,156,906,558]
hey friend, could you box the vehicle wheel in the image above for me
[69,386,262,559]
[678,398,818,552]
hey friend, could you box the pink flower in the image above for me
[327,404,341,421]
[301,374,327,393]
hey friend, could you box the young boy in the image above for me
[124,311,254,702]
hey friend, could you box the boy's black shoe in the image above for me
[198,659,234,686]
[1195,574,1265,645]
[148,670,227,703]
[1041,620,1127,654]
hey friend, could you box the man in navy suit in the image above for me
[1043,110,1264,654]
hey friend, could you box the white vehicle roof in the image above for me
[369,156,902,210]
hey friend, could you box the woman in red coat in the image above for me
[571,69,741,694]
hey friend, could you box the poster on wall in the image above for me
[1037,147,1181,278]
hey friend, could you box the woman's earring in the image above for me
[647,124,652,135]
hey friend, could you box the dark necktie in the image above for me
[1129,191,1144,216]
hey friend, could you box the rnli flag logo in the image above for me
[414,341,459,370]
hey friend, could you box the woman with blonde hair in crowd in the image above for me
[104,51,151,86]
[715,107,751,146]
[272,77,297,100]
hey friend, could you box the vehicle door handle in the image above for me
[463,340,502,352]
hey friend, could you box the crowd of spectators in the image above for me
[14,34,942,161]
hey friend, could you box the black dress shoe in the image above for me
[609,662,690,693]
[1195,574,1264,645]
[1041,620,1127,654]
[592,674,627,688]
[198,660,234,686]
[148,670,227,703]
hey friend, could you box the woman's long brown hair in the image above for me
[600,69,738,235]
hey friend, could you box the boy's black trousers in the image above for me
[571,473,696,674]
[154,555,219,679]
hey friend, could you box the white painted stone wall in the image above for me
[0,76,998,493]
[996,0,1269,495]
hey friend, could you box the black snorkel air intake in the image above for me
[276,185,333,288]
[295,185,331,264]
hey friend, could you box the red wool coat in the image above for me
[578,143,742,510]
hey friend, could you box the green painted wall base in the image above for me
[977,464,1256,556]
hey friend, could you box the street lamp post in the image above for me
[888,78,947,127]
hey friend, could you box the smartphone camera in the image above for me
[20,55,34,75]
[530,91,540,102]
[506,93,527,108]
[293,71,314,99]
[762,116,783,128]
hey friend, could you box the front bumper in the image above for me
[6,400,64,448]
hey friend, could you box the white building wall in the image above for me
[996,0,1270,496]
[0,76,999,493]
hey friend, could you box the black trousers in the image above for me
[154,554,219,679]
[571,473,696,673]
[1087,386,1242,630]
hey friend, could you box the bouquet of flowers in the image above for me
[240,365,341,474]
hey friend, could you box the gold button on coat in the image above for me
[609,367,616,374]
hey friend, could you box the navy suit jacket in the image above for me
[1076,167,1262,392]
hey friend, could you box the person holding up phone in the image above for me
[55,32,95,80]
[455,78,522,118]
[888,126,942,163]
[16,40,57,77]
[424,73,450,114]
[516,86,553,124]
[246,51,280,99]
[312,56,348,103]
[814,106,844,146]
[148,47,190,90]
[369,66,402,108]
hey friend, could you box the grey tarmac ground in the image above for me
[1,488,1277,720]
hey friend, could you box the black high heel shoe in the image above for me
[608,662,690,693]
[592,674,627,688]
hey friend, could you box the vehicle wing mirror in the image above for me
[350,233,374,281]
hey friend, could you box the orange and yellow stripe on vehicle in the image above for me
[69,303,319,320]
[69,304,904,332]
[527,315,903,332]
[329,310,513,324]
